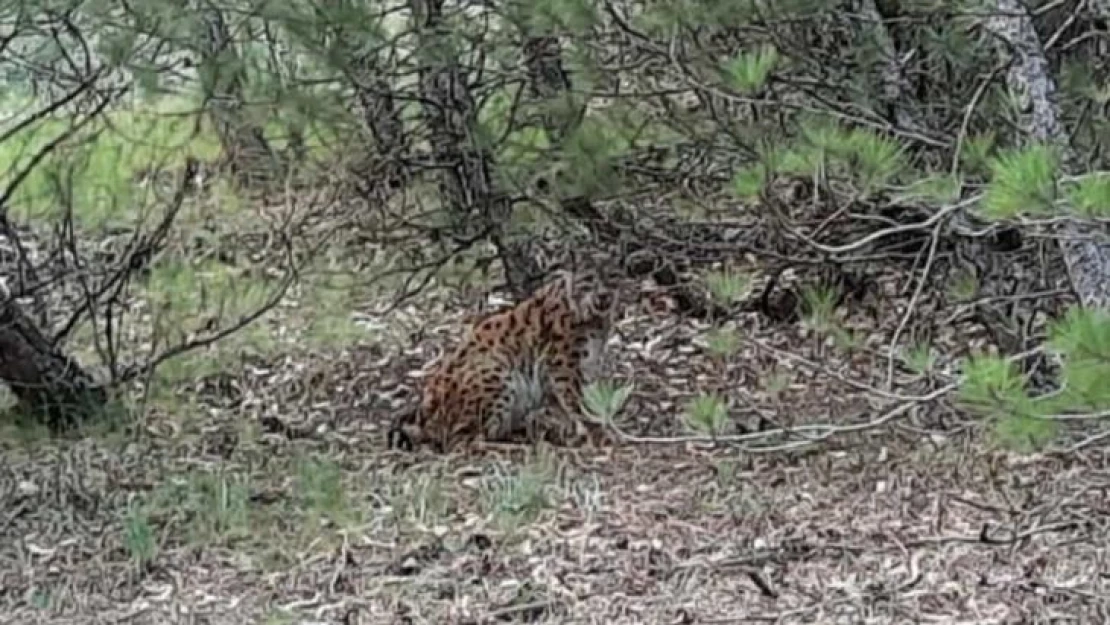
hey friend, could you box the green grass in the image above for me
[296,455,357,528]
[122,499,158,570]
[1,96,221,228]
[480,452,559,534]
[702,326,741,360]
[684,392,730,436]
[148,467,255,546]
[1,93,353,230]
[136,455,360,561]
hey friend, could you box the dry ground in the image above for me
[2,266,1109,625]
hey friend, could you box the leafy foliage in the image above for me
[684,392,729,437]
[1046,308,1110,412]
[958,307,1110,452]
[722,45,779,94]
[1066,173,1110,218]
[980,144,1060,219]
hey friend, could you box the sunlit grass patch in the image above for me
[299,269,375,348]
[296,455,358,528]
[147,467,255,546]
[146,259,277,334]
[1,96,221,229]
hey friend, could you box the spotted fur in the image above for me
[389,269,618,452]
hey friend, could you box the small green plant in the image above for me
[959,354,1029,415]
[902,342,938,376]
[958,354,1057,452]
[991,411,1059,453]
[558,114,634,197]
[703,326,741,359]
[482,457,555,532]
[297,456,350,525]
[722,45,779,94]
[898,173,962,204]
[704,268,752,308]
[829,326,862,352]
[769,116,906,192]
[761,369,792,400]
[800,283,840,332]
[842,127,907,193]
[1065,172,1110,218]
[959,131,997,176]
[122,500,157,569]
[713,458,738,489]
[774,145,825,179]
[684,392,730,437]
[980,143,1059,219]
[516,0,599,34]
[582,379,634,425]
[29,589,51,610]
[949,269,979,302]
[1045,307,1110,411]
[732,163,767,199]
[152,470,252,544]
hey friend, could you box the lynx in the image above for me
[389,269,618,452]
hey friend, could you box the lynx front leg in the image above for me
[548,366,584,419]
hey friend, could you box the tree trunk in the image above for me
[349,59,408,197]
[859,0,917,132]
[322,0,409,197]
[984,0,1110,309]
[522,34,576,143]
[0,294,105,430]
[196,2,276,186]
[411,0,543,299]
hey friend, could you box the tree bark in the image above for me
[321,0,408,195]
[984,0,1110,309]
[348,57,408,196]
[196,2,276,186]
[859,0,917,132]
[411,0,543,299]
[0,292,105,429]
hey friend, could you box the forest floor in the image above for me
[2,252,1109,625]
